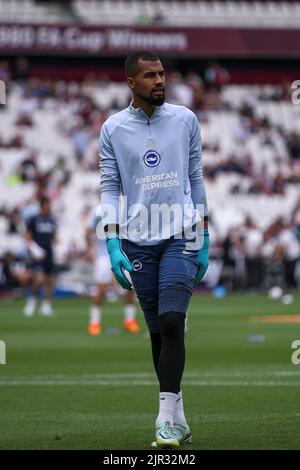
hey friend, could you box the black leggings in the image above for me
[150,311,186,394]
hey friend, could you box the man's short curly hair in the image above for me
[125,51,160,77]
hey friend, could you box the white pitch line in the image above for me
[1,370,300,381]
[0,380,300,386]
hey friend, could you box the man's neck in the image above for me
[132,98,154,118]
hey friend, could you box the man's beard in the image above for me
[137,90,165,106]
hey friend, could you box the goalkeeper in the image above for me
[99,51,209,449]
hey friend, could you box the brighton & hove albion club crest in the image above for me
[132,260,143,271]
[143,150,161,167]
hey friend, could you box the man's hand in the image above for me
[106,237,133,290]
[26,240,46,260]
[194,230,209,286]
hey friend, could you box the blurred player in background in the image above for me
[86,206,139,335]
[23,197,57,317]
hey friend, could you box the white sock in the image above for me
[174,390,188,427]
[156,392,177,426]
[90,305,101,324]
[124,304,136,322]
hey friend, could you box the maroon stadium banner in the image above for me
[0,23,300,57]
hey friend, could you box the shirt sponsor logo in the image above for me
[135,171,180,190]
[143,150,161,167]
[36,221,55,233]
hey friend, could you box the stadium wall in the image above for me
[1,23,300,58]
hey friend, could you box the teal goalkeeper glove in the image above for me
[106,237,133,290]
[194,230,209,286]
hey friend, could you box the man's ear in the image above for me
[126,77,134,90]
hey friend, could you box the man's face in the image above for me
[127,59,165,106]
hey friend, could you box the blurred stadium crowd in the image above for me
[0,57,300,295]
[1,0,300,28]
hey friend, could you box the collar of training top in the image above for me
[128,100,165,120]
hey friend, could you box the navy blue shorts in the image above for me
[31,254,54,275]
[122,234,198,333]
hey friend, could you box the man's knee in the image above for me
[159,311,185,339]
[137,288,158,311]
[138,288,160,334]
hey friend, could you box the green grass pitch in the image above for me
[0,293,300,450]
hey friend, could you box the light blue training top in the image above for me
[99,101,208,245]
